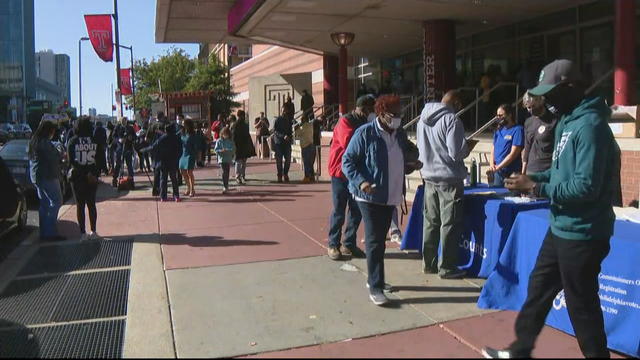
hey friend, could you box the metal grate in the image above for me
[0,319,125,358]
[0,270,130,326]
[18,239,133,277]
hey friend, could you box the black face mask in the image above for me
[543,84,584,115]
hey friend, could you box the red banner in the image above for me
[120,68,132,95]
[84,15,113,62]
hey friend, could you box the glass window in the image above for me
[579,0,614,23]
[546,31,577,62]
[518,9,576,36]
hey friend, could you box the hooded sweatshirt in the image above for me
[530,96,620,241]
[417,103,469,183]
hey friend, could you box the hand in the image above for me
[504,174,535,193]
[360,181,374,194]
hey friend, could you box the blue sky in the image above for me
[35,0,199,116]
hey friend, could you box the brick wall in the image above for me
[621,150,640,207]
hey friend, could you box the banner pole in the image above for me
[113,0,123,118]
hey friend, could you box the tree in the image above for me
[186,54,239,116]
[125,47,195,110]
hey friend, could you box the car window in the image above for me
[0,142,29,161]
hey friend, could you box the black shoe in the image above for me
[347,246,366,259]
[482,347,529,359]
[439,269,466,279]
[112,178,118,187]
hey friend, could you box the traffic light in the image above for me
[63,99,69,108]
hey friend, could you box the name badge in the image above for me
[504,135,512,140]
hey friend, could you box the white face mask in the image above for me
[388,117,402,130]
[367,112,376,123]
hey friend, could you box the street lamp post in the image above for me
[78,37,90,116]
[330,32,355,115]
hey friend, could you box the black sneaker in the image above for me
[482,347,529,359]
[439,269,466,279]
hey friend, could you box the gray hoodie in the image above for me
[417,102,469,183]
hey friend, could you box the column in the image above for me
[614,0,637,105]
[339,46,348,114]
[423,20,456,102]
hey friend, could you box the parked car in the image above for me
[0,139,70,199]
[0,157,28,239]
[14,123,32,138]
[0,123,16,140]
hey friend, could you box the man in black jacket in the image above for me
[93,121,108,175]
[141,122,183,202]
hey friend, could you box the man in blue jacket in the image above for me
[483,59,621,359]
[141,122,183,202]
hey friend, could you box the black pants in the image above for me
[152,165,161,196]
[510,230,611,358]
[138,151,151,172]
[71,177,98,234]
[160,166,179,200]
[221,163,230,188]
[113,149,134,181]
[357,201,393,293]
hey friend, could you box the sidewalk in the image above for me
[0,151,624,358]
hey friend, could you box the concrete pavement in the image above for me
[0,148,625,358]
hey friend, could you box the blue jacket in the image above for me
[142,132,183,169]
[342,121,414,204]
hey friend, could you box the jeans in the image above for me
[71,177,97,233]
[510,230,611,358]
[389,207,401,236]
[160,166,179,200]
[138,151,151,172]
[274,143,291,177]
[492,171,506,187]
[235,158,247,179]
[357,201,393,293]
[301,145,316,178]
[422,181,464,273]
[113,149,134,180]
[34,179,63,238]
[328,177,362,249]
[221,163,231,188]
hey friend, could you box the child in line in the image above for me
[214,127,235,194]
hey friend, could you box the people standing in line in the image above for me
[93,121,108,176]
[214,126,235,194]
[483,59,621,359]
[283,95,295,122]
[486,104,524,187]
[106,121,116,174]
[301,89,315,121]
[111,116,136,188]
[141,122,183,202]
[203,122,213,165]
[194,123,207,168]
[211,114,225,142]
[521,91,558,175]
[179,118,199,197]
[342,94,421,306]
[294,115,316,183]
[417,90,477,279]
[147,120,163,196]
[326,95,375,261]
[67,116,100,240]
[136,124,151,173]
[231,110,256,185]
[254,112,270,159]
[272,109,293,183]
[28,120,65,242]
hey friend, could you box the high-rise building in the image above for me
[35,50,70,106]
[0,0,35,123]
[88,108,97,118]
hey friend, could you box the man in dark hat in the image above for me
[483,59,621,359]
[326,94,376,261]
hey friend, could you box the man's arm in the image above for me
[496,145,523,174]
[538,125,609,204]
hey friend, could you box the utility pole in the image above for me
[113,0,123,118]
[78,37,89,116]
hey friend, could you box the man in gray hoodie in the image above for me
[418,90,476,279]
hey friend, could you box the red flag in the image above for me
[120,68,132,95]
[84,15,113,62]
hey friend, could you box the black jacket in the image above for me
[142,132,183,169]
[232,119,256,159]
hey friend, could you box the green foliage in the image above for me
[124,48,235,114]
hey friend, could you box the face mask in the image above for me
[388,117,402,130]
[367,113,376,123]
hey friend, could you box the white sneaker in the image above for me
[369,292,389,306]
[366,282,394,293]
[88,232,100,240]
[390,233,402,244]
[221,187,228,194]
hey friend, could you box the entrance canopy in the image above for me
[156,0,594,57]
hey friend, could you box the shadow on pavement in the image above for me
[111,233,279,248]
[395,296,479,305]
[392,285,481,293]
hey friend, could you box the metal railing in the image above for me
[402,82,520,134]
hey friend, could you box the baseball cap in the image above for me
[528,59,582,96]
[356,94,376,107]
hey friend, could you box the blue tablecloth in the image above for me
[401,184,549,277]
[478,208,640,358]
